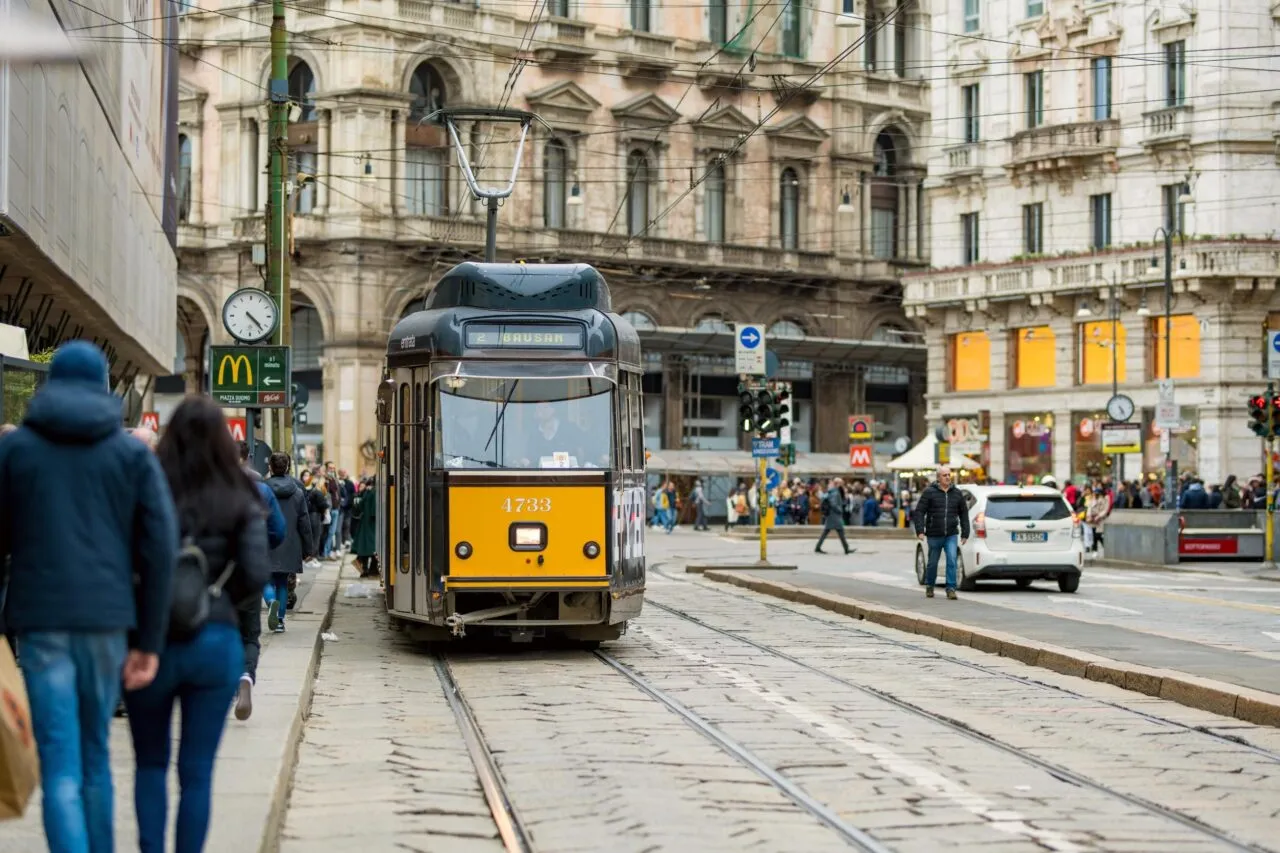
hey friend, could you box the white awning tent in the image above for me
[886,434,979,472]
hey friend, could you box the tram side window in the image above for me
[415,381,425,567]
[618,376,633,471]
[400,384,411,570]
[629,377,644,469]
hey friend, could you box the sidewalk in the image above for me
[0,558,343,852]
[1091,554,1280,581]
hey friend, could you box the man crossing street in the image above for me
[913,465,971,600]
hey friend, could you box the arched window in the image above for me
[704,159,725,244]
[779,167,800,251]
[292,303,324,370]
[288,60,318,214]
[780,0,802,57]
[768,319,806,339]
[287,61,316,123]
[406,62,448,216]
[625,150,650,237]
[177,134,192,223]
[543,139,568,229]
[870,130,899,259]
[621,310,657,331]
[693,315,731,333]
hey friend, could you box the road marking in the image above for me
[1100,584,1280,593]
[1047,598,1142,615]
[1117,587,1280,614]
[1264,632,1280,643]
[637,625,1084,852]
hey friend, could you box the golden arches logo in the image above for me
[217,354,253,385]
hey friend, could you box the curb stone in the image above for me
[701,570,1280,729]
[259,558,345,853]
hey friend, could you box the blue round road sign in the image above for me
[738,326,761,349]
[1271,332,1280,353]
[765,467,781,490]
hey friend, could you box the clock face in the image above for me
[1107,394,1134,422]
[222,289,279,344]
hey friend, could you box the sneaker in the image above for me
[925,586,934,598]
[273,624,285,634]
[267,599,280,632]
[234,676,253,721]
[946,588,957,600]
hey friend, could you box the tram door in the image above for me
[412,378,431,617]
[392,375,414,614]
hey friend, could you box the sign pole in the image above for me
[267,0,291,454]
[758,454,768,564]
[1266,380,1276,570]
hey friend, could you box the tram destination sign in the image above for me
[465,324,584,350]
[208,345,292,409]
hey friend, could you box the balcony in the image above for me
[1006,119,1119,183]
[531,19,596,61]
[1143,105,1193,147]
[860,75,928,112]
[617,32,678,77]
[939,143,984,181]
[902,241,1280,316]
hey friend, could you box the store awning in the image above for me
[637,327,927,369]
[887,433,979,472]
[645,449,889,477]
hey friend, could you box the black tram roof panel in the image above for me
[426,262,611,313]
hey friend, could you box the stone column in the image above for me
[859,171,870,255]
[1051,408,1072,484]
[987,410,1006,483]
[183,351,203,395]
[320,342,386,478]
[660,354,686,450]
[189,130,204,224]
[813,367,858,453]
[241,119,257,215]
[316,109,331,213]
[256,115,270,216]
[988,325,1010,391]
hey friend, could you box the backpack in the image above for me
[169,535,236,641]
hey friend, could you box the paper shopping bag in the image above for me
[0,638,38,820]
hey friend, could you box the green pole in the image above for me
[268,0,291,454]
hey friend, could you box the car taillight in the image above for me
[1072,516,1082,538]
[974,512,986,538]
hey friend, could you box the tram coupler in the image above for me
[444,602,528,637]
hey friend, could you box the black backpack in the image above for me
[169,535,236,641]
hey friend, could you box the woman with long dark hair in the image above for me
[124,395,271,852]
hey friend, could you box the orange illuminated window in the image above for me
[1078,321,1127,385]
[949,331,991,391]
[1014,326,1055,388]
[1151,315,1200,379]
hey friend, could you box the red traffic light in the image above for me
[1250,394,1268,411]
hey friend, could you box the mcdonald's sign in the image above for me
[208,345,292,409]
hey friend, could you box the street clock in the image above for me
[1105,393,1135,423]
[222,288,279,345]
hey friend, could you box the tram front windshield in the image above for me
[436,375,613,470]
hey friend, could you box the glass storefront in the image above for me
[1006,413,1054,484]
[1071,411,1114,483]
[1140,407,1198,480]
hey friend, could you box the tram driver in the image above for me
[516,401,591,468]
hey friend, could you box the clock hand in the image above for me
[246,312,264,330]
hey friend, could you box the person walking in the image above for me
[265,453,314,632]
[913,465,971,600]
[814,477,852,554]
[351,475,378,579]
[124,395,271,853]
[300,468,328,569]
[235,441,287,720]
[0,341,178,852]
[690,479,710,531]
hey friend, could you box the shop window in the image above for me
[1006,414,1054,483]
[1141,409,1197,478]
[1013,326,1055,388]
[1078,321,1126,385]
[1072,412,1114,481]
[948,331,990,392]
[1151,315,1200,380]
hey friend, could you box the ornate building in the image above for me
[165,0,930,471]
[906,0,1280,486]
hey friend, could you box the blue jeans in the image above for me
[925,535,960,589]
[123,622,243,853]
[327,515,343,553]
[18,630,128,853]
[266,572,291,625]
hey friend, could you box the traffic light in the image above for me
[1251,393,1271,436]
[779,443,796,465]
[737,383,756,432]
[755,389,775,431]
[773,386,791,431]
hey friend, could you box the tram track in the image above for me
[654,565,1280,763]
[639,581,1277,853]
[432,653,534,853]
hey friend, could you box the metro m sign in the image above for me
[226,418,247,443]
[849,444,873,469]
[140,412,160,432]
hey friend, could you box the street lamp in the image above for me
[1150,225,1185,508]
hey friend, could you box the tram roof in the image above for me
[424,262,611,313]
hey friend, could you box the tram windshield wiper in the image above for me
[483,379,519,453]
[447,455,499,469]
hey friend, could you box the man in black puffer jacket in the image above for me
[913,465,971,600]
[264,453,314,634]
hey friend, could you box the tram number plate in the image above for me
[1011,532,1048,543]
[503,497,551,513]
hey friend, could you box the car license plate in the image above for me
[1012,532,1048,543]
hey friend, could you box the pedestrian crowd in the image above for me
[0,340,374,853]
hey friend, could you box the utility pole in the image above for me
[267,0,291,454]
[1266,380,1276,570]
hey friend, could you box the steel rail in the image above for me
[432,654,533,853]
[653,566,1280,763]
[593,650,896,853]
[644,596,1275,853]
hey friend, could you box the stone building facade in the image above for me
[906,0,1280,486]
[167,0,931,471]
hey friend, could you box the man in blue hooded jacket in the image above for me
[0,341,178,853]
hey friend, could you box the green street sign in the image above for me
[208,346,292,409]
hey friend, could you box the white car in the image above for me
[914,485,1083,593]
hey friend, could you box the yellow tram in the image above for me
[374,261,647,643]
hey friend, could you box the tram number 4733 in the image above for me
[503,497,552,513]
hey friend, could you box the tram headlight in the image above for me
[455,541,473,559]
[583,541,600,559]
[509,523,547,551]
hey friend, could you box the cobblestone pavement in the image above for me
[283,559,1280,853]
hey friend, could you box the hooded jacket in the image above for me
[266,474,313,574]
[0,342,178,652]
[245,465,287,549]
